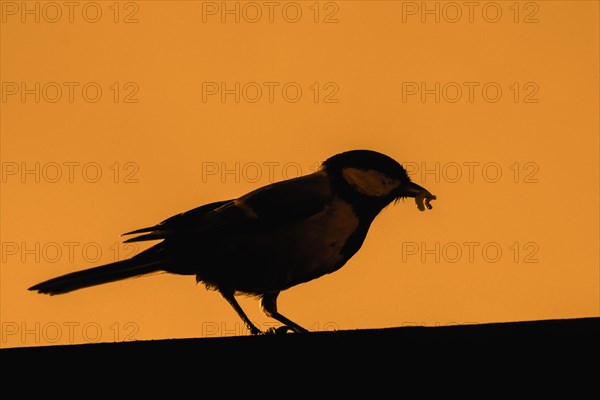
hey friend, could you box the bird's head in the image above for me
[323,150,436,212]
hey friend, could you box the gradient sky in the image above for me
[1,1,598,348]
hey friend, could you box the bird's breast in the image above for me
[237,197,362,291]
[300,198,361,270]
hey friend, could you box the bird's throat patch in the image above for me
[341,167,401,197]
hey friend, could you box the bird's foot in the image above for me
[248,326,263,335]
[264,326,294,335]
[248,325,290,335]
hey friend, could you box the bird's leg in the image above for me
[260,292,308,333]
[221,291,262,335]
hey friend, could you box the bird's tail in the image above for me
[28,246,166,295]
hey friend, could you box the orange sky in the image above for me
[1,1,598,348]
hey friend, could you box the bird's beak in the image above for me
[402,182,437,211]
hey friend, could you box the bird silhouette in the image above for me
[29,150,436,335]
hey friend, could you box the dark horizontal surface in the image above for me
[2,317,598,386]
[4,317,597,355]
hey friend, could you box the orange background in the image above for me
[1,1,598,348]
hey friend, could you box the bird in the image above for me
[29,149,437,335]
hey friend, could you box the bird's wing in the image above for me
[122,171,331,243]
[121,200,232,242]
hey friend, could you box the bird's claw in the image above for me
[264,326,294,335]
[249,326,291,335]
[249,327,263,336]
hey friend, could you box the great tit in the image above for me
[29,150,437,335]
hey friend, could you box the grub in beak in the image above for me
[403,182,437,211]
